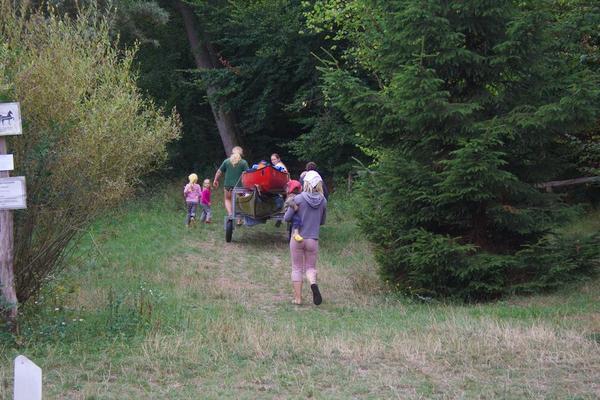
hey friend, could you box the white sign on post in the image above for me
[0,154,14,171]
[0,102,22,136]
[14,355,42,400]
[0,176,26,210]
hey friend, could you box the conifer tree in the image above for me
[314,0,600,299]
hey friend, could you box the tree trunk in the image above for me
[0,137,17,332]
[174,0,241,156]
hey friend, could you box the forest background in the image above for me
[1,0,600,322]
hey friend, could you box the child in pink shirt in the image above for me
[183,173,202,226]
[200,178,212,223]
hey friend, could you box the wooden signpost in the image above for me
[0,102,24,331]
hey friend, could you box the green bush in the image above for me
[511,231,600,294]
[0,2,180,303]
[357,146,599,301]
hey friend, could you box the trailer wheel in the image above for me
[225,219,233,242]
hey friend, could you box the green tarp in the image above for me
[236,189,284,219]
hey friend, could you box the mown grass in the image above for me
[1,185,599,399]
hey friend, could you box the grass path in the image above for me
[1,188,600,399]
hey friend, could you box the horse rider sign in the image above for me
[0,102,26,210]
[0,102,22,136]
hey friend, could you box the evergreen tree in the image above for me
[313,0,600,299]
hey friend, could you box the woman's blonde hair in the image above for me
[303,180,324,195]
[188,173,198,184]
[229,146,243,166]
[232,146,243,155]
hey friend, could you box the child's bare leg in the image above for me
[293,281,302,304]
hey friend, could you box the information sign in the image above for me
[0,176,26,209]
[0,154,14,171]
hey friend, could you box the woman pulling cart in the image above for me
[219,154,291,242]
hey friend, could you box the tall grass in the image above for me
[1,187,599,399]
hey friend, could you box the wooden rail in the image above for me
[535,176,600,192]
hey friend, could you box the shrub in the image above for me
[0,2,181,303]
[357,147,600,301]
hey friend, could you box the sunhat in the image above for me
[287,180,302,194]
[303,170,322,188]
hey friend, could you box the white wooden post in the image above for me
[14,355,42,400]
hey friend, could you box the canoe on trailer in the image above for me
[237,188,284,219]
[241,165,289,193]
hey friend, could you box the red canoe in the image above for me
[242,165,290,193]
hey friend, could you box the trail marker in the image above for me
[14,355,42,400]
[0,102,22,136]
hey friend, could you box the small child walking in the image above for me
[285,180,303,242]
[200,178,212,223]
[183,173,202,227]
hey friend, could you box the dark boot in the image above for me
[311,284,322,305]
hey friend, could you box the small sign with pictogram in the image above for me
[0,102,22,136]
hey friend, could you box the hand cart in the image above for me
[225,186,291,242]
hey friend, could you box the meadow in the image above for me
[1,187,599,399]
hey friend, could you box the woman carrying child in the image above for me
[183,173,202,227]
[284,171,327,305]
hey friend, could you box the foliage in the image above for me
[112,0,170,46]
[0,2,181,303]
[512,230,600,294]
[550,0,600,200]
[182,0,314,163]
[23,0,170,45]
[126,0,223,172]
[175,0,365,176]
[286,108,359,176]
[312,0,600,300]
